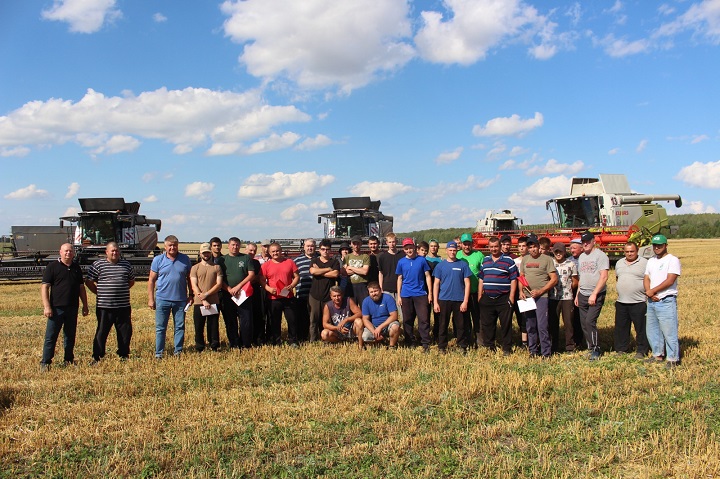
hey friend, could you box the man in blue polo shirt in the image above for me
[360,282,401,349]
[432,241,471,353]
[148,235,192,358]
[478,236,518,355]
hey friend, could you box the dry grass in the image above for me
[0,239,718,478]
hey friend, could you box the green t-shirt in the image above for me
[343,253,370,284]
[220,253,255,287]
[456,250,484,293]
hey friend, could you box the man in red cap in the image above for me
[396,238,432,351]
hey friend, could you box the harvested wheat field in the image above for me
[0,239,718,478]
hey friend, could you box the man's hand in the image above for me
[43,306,53,318]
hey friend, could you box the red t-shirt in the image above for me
[261,259,298,300]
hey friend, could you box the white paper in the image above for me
[200,304,218,316]
[517,297,537,313]
[279,287,291,298]
[232,290,249,305]
[183,302,192,312]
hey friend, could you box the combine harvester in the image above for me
[472,174,682,259]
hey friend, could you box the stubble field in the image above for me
[0,239,718,478]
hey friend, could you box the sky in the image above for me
[1,0,719,242]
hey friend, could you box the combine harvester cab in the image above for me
[318,197,393,245]
[62,198,162,266]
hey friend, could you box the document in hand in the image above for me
[517,297,537,313]
[200,304,219,316]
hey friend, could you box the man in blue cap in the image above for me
[432,240,472,353]
[457,232,485,348]
[644,234,682,368]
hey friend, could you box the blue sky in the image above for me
[1,0,719,242]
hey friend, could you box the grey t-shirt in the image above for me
[578,248,609,296]
[615,256,648,304]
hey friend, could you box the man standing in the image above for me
[85,242,135,363]
[148,235,193,358]
[477,236,518,355]
[614,242,649,358]
[219,237,256,349]
[245,242,266,346]
[575,232,609,360]
[321,286,364,349]
[520,236,558,358]
[569,238,585,348]
[396,238,433,351]
[549,243,578,353]
[343,236,370,306]
[501,234,525,347]
[309,239,340,341]
[39,243,89,370]
[456,232,484,347]
[644,234,682,368]
[432,241,471,353]
[190,243,223,352]
[367,235,381,284]
[377,232,404,298]
[294,238,316,342]
[261,242,300,346]
[360,282,401,349]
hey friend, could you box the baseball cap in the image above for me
[402,238,415,247]
[651,234,668,245]
[552,242,566,253]
[526,236,539,246]
[581,232,595,243]
[570,238,582,244]
[350,235,363,244]
[446,241,458,249]
[261,239,271,246]
[460,233,473,243]
[199,242,211,254]
[499,234,512,243]
[339,241,350,251]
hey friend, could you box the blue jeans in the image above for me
[155,299,186,357]
[646,296,679,362]
[41,306,78,365]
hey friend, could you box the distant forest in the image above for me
[396,213,720,243]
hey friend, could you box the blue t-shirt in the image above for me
[362,293,398,328]
[433,259,472,302]
[396,255,430,297]
[151,253,192,301]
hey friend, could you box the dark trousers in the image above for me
[308,295,324,342]
[93,306,132,360]
[479,293,513,353]
[41,306,78,365]
[512,289,526,336]
[401,295,431,347]
[549,299,577,352]
[614,301,649,354]
[437,300,467,350]
[250,285,266,345]
[222,297,253,349]
[193,305,219,351]
[295,296,310,342]
[525,297,551,357]
[465,294,481,347]
[571,287,584,348]
[269,298,298,345]
[352,283,369,307]
[577,292,606,352]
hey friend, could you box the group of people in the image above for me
[38,231,682,370]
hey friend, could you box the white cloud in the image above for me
[348,181,414,200]
[415,0,566,64]
[486,143,507,160]
[153,12,167,23]
[0,87,311,157]
[41,0,122,34]
[671,200,717,214]
[654,0,720,45]
[143,195,158,203]
[65,182,80,199]
[220,0,415,93]
[185,182,215,198]
[675,160,720,188]
[63,206,79,217]
[245,132,301,154]
[598,34,651,57]
[691,134,709,144]
[473,112,543,137]
[526,159,584,176]
[435,147,463,164]
[296,134,332,151]
[238,171,335,201]
[636,139,648,152]
[4,184,50,200]
[426,175,498,199]
[499,158,533,170]
[280,203,309,220]
[0,146,30,157]
[508,175,572,206]
[509,146,529,157]
[608,147,620,155]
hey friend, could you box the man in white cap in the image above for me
[190,243,223,351]
[574,232,609,360]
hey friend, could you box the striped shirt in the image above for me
[478,254,518,296]
[86,259,135,308]
[293,254,314,299]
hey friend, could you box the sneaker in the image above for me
[645,356,663,364]
[634,352,647,360]
[665,360,679,369]
[502,350,512,357]
[588,350,602,361]
[387,345,398,350]
[39,363,51,372]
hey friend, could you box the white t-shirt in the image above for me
[644,254,681,299]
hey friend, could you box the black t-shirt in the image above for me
[42,259,84,308]
[377,250,404,293]
[368,254,379,284]
[309,256,340,302]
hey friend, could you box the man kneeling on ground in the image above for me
[321,286,364,349]
[360,282,401,349]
